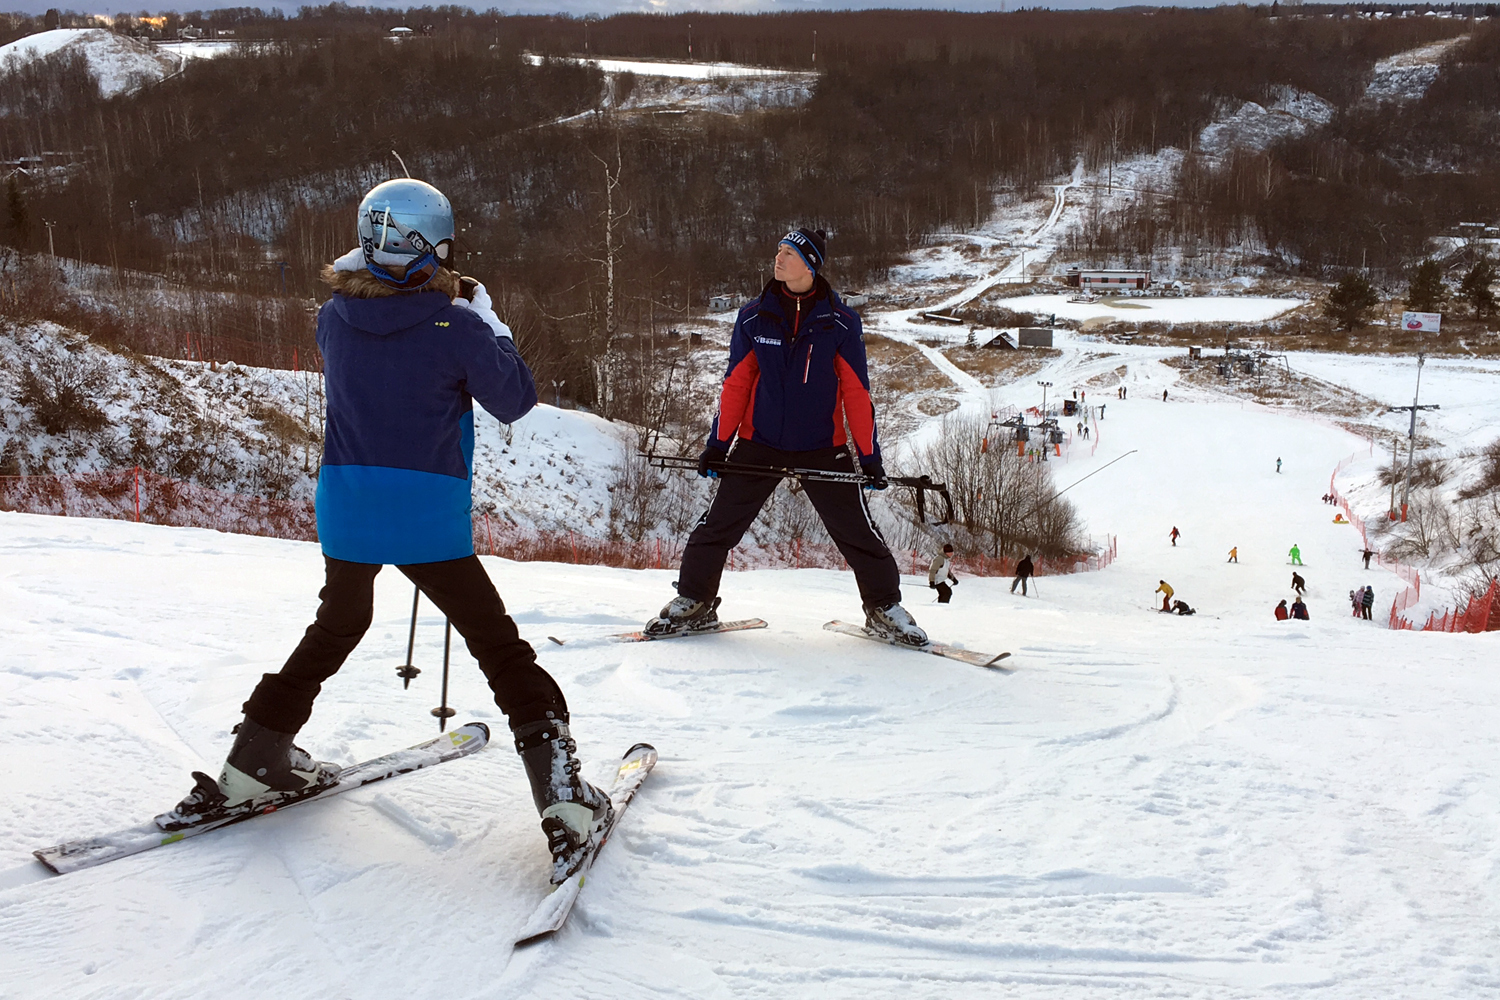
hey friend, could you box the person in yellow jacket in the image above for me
[1156,580,1174,612]
[1227,546,1238,563]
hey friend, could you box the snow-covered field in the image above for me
[3,338,1498,998]
[0,28,178,97]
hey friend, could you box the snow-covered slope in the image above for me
[2,342,1497,998]
[0,320,633,535]
[0,28,178,97]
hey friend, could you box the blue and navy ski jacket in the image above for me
[315,288,536,565]
[707,279,881,463]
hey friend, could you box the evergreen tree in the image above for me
[1324,272,1380,331]
[1460,256,1497,319]
[1405,258,1447,313]
[4,176,29,247]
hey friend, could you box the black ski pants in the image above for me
[677,441,901,610]
[243,555,566,735]
[934,582,953,604]
[1011,574,1028,596]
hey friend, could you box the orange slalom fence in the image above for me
[1,469,1120,579]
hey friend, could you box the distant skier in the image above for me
[1170,526,1180,547]
[1289,543,1303,566]
[1274,599,1290,621]
[1156,579,1174,612]
[646,228,926,646]
[154,178,611,884]
[1082,425,1090,440]
[1099,404,1106,419]
[1011,552,1035,596]
[1172,599,1196,616]
[1227,546,1238,563]
[928,543,959,604]
[1276,457,1282,474]
[1361,548,1374,570]
[1291,571,1306,596]
[1290,599,1310,620]
[1163,389,1169,402]
[1361,584,1374,621]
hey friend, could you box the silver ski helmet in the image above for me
[356,178,455,291]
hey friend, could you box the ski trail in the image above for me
[928,159,1083,315]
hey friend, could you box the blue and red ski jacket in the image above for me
[707,279,881,463]
[315,288,536,565]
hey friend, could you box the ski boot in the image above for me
[644,593,721,637]
[864,601,929,647]
[514,714,614,884]
[155,718,341,830]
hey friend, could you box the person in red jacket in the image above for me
[1274,599,1289,621]
[646,228,925,646]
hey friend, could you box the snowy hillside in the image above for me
[0,28,178,98]
[2,341,1498,997]
[0,321,634,536]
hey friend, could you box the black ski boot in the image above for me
[514,714,613,884]
[645,594,721,636]
[864,601,929,647]
[155,719,340,830]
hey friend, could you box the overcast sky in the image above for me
[13,1,1267,21]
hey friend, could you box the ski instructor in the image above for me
[158,178,611,885]
[646,228,927,646]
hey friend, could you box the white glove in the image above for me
[451,279,513,341]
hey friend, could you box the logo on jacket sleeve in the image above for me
[753,336,782,346]
[435,320,450,327]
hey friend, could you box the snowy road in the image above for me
[3,350,1499,998]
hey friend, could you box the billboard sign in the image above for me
[1401,311,1441,333]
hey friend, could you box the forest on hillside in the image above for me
[1,5,1495,415]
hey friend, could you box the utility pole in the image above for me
[1386,351,1439,522]
[1037,380,1053,462]
[43,219,56,258]
[276,261,289,296]
[812,29,817,66]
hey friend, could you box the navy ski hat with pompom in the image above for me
[780,228,827,274]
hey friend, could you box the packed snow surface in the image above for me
[3,341,1498,997]
[0,28,178,97]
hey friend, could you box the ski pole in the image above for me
[396,586,421,689]
[431,618,457,732]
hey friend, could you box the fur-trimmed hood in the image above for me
[321,260,461,300]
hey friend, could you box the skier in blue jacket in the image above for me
[160,179,609,884]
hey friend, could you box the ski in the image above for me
[823,621,1012,669]
[546,619,767,646]
[614,618,767,643]
[34,722,491,875]
[514,742,658,947]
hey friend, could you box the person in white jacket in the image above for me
[928,544,958,604]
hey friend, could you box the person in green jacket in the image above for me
[1289,543,1303,566]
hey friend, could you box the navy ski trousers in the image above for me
[677,441,901,610]
[244,555,566,735]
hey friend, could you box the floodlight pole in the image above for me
[43,219,56,259]
[1037,380,1053,462]
[1385,351,1439,522]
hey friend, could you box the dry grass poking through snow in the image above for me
[1162,353,1412,443]
[944,345,1059,386]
